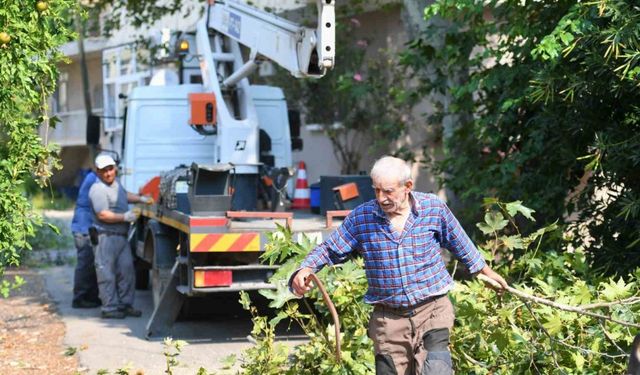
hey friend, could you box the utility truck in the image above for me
[118,0,336,337]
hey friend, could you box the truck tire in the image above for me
[144,221,177,309]
[134,259,150,290]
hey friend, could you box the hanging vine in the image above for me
[0,0,76,295]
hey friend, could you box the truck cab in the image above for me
[121,84,294,195]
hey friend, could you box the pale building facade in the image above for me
[45,1,440,197]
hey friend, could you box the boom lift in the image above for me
[189,0,334,209]
[123,0,335,337]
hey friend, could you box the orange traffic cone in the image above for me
[291,161,311,209]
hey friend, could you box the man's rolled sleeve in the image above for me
[439,200,486,274]
[288,213,360,293]
[300,214,359,271]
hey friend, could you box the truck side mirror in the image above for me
[291,137,303,151]
[288,109,303,151]
[288,110,301,138]
[86,114,100,145]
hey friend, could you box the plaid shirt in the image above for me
[300,192,486,308]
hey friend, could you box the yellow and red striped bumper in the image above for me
[189,233,260,252]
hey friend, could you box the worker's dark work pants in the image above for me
[94,234,135,313]
[369,295,454,375]
[72,233,100,304]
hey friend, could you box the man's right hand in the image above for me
[140,195,154,205]
[291,267,314,297]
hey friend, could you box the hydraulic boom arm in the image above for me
[201,0,335,87]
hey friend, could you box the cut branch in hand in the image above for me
[477,274,640,329]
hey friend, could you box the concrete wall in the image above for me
[357,6,443,196]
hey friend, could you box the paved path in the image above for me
[43,266,305,374]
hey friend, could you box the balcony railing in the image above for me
[42,108,103,147]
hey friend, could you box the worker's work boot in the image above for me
[101,310,126,319]
[119,305,142,317]
[72,300,101,309]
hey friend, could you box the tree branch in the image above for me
[581,297,640,310]
[598,321,627,355]
[478,274,640,329]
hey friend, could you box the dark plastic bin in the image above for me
[310,183,321,214]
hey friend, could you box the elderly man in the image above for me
[291,156,507,375]
[89,154,152,319]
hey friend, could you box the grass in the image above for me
[31,192,75,210]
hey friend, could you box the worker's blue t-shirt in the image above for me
[70,171,97,235]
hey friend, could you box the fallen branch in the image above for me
[581,297,640,310]
[477,274,640,329]
[306,273,341,363]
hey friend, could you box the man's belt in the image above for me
[376,294,446,317]
[97,230,127,237]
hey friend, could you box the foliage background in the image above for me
[403,0,640,276]
[0,0,75,294]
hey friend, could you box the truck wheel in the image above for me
[134,259,150,290]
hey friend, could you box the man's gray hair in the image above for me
[370,156,412,184]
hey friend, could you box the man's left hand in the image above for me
[478,265,508,292]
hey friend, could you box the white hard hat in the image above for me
[95,154,116,169]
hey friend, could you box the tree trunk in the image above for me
[75,9,92,118]
[401,0,432,40]
[75,7,96,156]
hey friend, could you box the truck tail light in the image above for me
[194,269,232,287]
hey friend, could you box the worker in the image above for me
[89,154,153,319]
[290,156,508,375]
[70,170,101,309]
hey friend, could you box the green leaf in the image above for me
[572,352,585,371]
[505,201,535,221]
[239,291,251,310]
[483,211,509,232]
[220,354,237,369]
[482,197,499,206]
[259,279,296,309]
[501,235,524,250]
[269,311,289,328]
[571,281,592,305]
[600,278,633,301]
[542,315,564,335]
[490,330,511,351]
[476,222,495,235]
[46,221,61,235]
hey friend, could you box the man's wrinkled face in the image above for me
[97,165,116,185]
[372,175,412,215]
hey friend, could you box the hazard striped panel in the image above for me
[190,233,260,252]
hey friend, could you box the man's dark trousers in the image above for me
[72,233,100,305]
